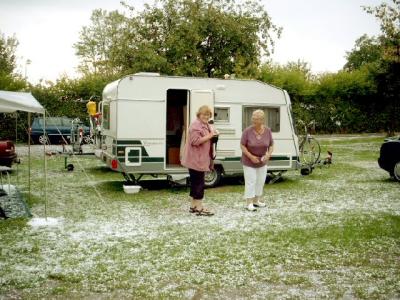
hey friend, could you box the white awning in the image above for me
[0,90,45,114]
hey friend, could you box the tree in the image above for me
[0,31,26,90]
[363,0,400,135]
[31,73,118,121]
[74,9,128,75]
[258,60,315,103]
[344,35,382,71]
[0,31,28,141]
[0,32,17,75]
[313,70,377,133]
[74,0,281,77]
[363,0,400,63]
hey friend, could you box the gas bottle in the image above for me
[86,100,97,116]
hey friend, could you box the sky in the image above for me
[0,0,383,84]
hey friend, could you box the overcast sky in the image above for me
[0,0,383,83]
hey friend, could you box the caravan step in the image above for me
[169,174,189,185]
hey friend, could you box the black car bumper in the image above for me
[378,140,400,174]
[0,154,17,167]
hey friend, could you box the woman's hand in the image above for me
[241,144,260,164]
[249,154,260,164]
[207,131,215,140]
[262,153,271,162]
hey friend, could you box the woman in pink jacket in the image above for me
[182,105,218,216]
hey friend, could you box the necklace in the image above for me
[253,126,265,140]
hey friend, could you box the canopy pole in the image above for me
[43,111,48,219]
[15,112,19,186]
[28,112,31,204]
[15,112,18,142]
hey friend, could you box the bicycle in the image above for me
[297,119,321,167]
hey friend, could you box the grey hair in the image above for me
[252,109,265,120]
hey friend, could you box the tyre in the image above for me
[300,137,321,165]
[300,166,312,176]
[394,161,400,182]
[38,135,49,145]
[204,166,222,188]
[83,135,94,144]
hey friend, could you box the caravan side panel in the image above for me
[112,99,166,174]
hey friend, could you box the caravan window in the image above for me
[103,103,110,130]
[243,106,280,132]
[214,107,230,123]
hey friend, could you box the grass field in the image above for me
[0,135,399,299]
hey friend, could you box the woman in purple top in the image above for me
[240,110,274,211]
[182,105,218,216]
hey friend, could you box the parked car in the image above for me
[0,140,17,167]
[378,136,400,181]
[30,117,91,145]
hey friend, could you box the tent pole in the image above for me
[28,112,31,204]
[43,111,48,219]
[15,112,18,142]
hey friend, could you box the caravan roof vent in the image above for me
[134,72,160,77]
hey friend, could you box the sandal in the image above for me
[189,207,198,213]
[196,208,214,216]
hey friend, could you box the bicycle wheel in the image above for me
[300,137,321,165]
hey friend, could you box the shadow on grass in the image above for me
[96,174,300,196]
[85,166,114,175]
[0,217,28,229]
[22,192,42,208]
[267,176,300,189]
[356,176,399,185]
[90,167,341,200]
[96,180,125,193]
[96,179,189,194]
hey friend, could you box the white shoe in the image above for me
[247,204,257,211]
[253,201,266,208]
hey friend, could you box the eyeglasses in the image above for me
[200,114,211,118]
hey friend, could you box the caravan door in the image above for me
[190,90,214,122]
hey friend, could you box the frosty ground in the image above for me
[0,135,399,299]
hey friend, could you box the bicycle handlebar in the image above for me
[298,119,315,127]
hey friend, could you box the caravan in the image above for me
[97,73,300,187]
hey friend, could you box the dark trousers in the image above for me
[189,169,205,200]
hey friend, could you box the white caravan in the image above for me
[97,73,300,187]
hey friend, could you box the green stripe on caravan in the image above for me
[223,156,299,162]
[117,156,299,163]
[114,140,142,145]
[113,140,149,157]
[118,157,164,163]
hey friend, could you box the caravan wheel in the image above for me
[205,167,222,188]
[38,135,49,145]
[394,162,400,182]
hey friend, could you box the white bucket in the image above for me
[123,185,141,194]
[94,149,103,158]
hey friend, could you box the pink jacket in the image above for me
[182,118,212,172]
